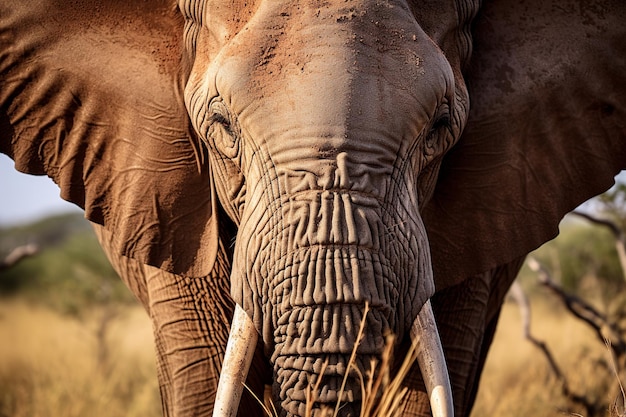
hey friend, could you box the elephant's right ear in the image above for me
[0,1,219,276]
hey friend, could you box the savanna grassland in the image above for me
[474,297,626,417]
[0,214,161,417]
[1,213,625,417]
[1,295,622,417]
[0,301,160,417]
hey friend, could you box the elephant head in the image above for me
[1,0,625,416]
[179,1,463,414]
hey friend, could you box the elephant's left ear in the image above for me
[425,0,626,290]
[0,1,219,276]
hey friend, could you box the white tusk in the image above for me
[410,300,454,417]
[213,304,258,417]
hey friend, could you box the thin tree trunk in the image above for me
[509,278,595,414]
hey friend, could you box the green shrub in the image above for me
[0,214,135,316]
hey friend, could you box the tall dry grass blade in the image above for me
[605,339,626,417]
[244,383,275,417]
[333,302,371,417]
[363,360,378,410]
[305,359,330,417]
[269,391,280,417]
[361,334,395,417]
[371,342,418,417]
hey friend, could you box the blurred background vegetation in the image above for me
[0,213,136,315]
[516,216,624,302]
[517,182,626,305]
[0,213,160,417]
[476,181,626,417]
[0,181,625,416]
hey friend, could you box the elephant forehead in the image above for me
[203,0,453,121]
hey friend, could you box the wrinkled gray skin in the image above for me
[1,0,625,416]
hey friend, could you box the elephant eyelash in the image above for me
[430,101,452,134]
[209,113,231,128]
[207,99,238,136]
[430,115,451,133]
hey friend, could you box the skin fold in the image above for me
[1,0,625,416]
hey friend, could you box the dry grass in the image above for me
[472,298,626,417]
[0,299,160,417]
[293,298,626,417]
[1,297,624,417]
[308,303,419,417]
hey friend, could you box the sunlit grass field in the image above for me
[0,300,160,417]
[473,297,624,417]
[0,294,622,417]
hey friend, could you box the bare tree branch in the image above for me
[0,244,39,271]
[572,211,623,238]
[527,257,626,358]
[509,281,567,382]
[509,279,595,414]
[572,211,626,281]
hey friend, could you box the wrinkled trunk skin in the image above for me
[231,187,434,415]
[272,303,384,417]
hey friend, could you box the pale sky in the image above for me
[0,154,82,226]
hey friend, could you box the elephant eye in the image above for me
[210,112,231,130]
[424,103,452,159]
[431,114,451,133]
[207,99,240,159]
[208,100,233,126]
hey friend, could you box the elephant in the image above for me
[1,0,625,416]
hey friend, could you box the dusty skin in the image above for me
[1,0,625,416]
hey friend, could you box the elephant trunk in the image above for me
[271,302,387,416]
[264,239,394,416]
[217,188,451,416]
